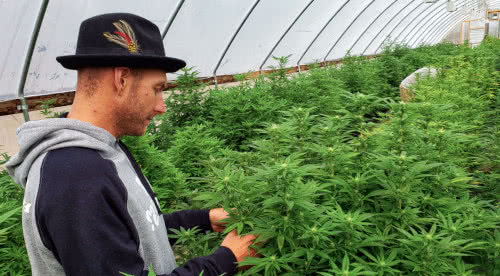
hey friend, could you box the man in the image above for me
[6,13,256,276]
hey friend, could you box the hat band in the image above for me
[76,46,165,56]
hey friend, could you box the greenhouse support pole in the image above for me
[17,0,50,122]
[297,0,350,72]
[413,1,465,47]
[259,0,314,75]
[399,1,448,46]
[212,0,260,87]
[161,0,185,39]
[497,20,500,38]
[347,0,398,55]
[373,1,426,54]
[323,0,376,63]
[392,1,443,45]
[361,0,415,56]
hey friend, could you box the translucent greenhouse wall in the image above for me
[0,0,497,102]
[0,0,44,101]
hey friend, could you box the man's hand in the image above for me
[221,230,258,264]
[209,208,229,232]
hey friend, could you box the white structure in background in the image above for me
[460,0,494,45]
[486,8,500,37]
[1,0,499,115]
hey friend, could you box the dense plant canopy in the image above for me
[1,38,499,275]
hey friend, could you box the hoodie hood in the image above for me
[6,118,119,188]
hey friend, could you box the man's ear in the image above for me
[113,67,132,96]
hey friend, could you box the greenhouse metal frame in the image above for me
[1,0,499,120]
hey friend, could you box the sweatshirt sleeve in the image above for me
[163,210,212,245]
[165,246,238,276]
[36,148,237,276]
[143,247,237,276]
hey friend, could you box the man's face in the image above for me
[116,68,167,136]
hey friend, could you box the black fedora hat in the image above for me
[56,13,186,72]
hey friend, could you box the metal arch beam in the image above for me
[427,13,463,44]
[323,0,376,62]
[212,0,260,86]
[296,0,350,71]
[431,14,467,44]
[18,0,50,122]
[408,5,449,47]
[419,8,458,44]
[412,1,466,47]
[431,24,458,44]
[424,14,457,44]
[430,16,465,44]
[161,0,185,39]
[361,0,415,55]
[374,1,427,53]
[347,0,399,55]
[259,0,315,74]
[410,3,457,47]
[402,1,449,46]
[411,0,467,46]
[374,1,429,53]
[392,0,446,46]
[432,16,462,43]
[423,10,463,44]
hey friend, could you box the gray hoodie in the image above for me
[6,117,236,276]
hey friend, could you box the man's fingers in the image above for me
[242,234,257,242]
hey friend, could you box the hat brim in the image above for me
[56,54,186,73]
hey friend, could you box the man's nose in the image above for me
[154,101,166,115]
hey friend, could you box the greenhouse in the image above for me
[0,0,499,275]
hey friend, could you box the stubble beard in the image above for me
[115,94,148,137]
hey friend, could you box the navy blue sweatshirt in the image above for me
[6,116,238,276]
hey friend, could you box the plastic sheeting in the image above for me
[489,0,500,9]
[264,0,350,68]
[0,0,491,102]
[0,0,44,101]
[23,0,179,99]
[164,1,253,79]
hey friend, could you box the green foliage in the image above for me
[203,84,286,150]
[192,95,499,274]
[155,67,209,149]
[331,55,394,99]
[121,135,188,212]
[0,153,10,165]
[165,67,208,127]
[0,169,31,275]
[166,124,225,180]
[39,98,64,118]
[169,227,221,265]
[3,38,500,275]
[187,39,500,275]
